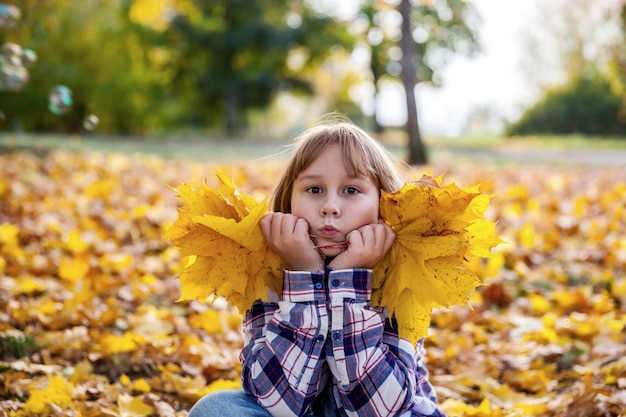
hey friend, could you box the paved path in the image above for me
[431,146,626,167]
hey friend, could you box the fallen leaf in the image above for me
[22,375,74,415]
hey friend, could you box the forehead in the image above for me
[299,143,370,178]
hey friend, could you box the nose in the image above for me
[320,196,340,217]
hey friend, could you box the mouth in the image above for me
[318,226,339,238]
[310,227,348,250]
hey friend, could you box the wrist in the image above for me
[286,261,325,272]
[328,258,365,270]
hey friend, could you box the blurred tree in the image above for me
[615,3,626,124]
[160,0,353,135]
[520,0,624,94]
[359,1,395,133]
[358,0,479,165]
[399,0,425,164]
[0,0,479,139]
[510,0,626,136]
[0,0,166,133]
[507,74,626,136]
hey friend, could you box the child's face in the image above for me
[290,145,380,258]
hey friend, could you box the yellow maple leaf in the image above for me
[13,276,47,295]
[117,393,155,417]
[163,171,283,313]
[58,254,90,282]
[23,375,74,414]
[372,177,502,343]
[65,229,89,254]
[0,223,19,246]
[201,378,242,396]
[132,378,152,393]
[98,333,146,355]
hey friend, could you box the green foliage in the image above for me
[162,0,353,134]
[1,0,354,135]
[0,0,478,136]
[359,0,479,131]
[411,0,479,85]
[507,75,626,137]
[0,0,167,134]
[361,0,479,87]
[0,334,39,360]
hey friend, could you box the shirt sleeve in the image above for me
[411,339,447,417]
[240,270,329,417]
[326,268,446,417]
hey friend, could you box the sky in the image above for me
[376,0,539,136]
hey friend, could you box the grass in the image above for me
[1,131,626,164]
[0,335,40,360]
[0,132,290,162]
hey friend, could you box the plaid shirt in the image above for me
[240,268,446,417]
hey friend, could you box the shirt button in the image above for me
[333,332,341,340]
[331,280,339,287]
[317,334,324,342]
[314,282,323,290]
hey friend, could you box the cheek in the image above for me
[356,200,380,224]
[370,198,381,221]
[369,205,380,221]
[289,196,308,218]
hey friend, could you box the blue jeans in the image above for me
[188,389,328,417]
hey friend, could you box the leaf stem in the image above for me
[313,242,348,250]
[309,234,348,250]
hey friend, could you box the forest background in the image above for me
[2,0,626,143]
[1,0,626,416]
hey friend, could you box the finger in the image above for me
[259,212,274,240]
[382,223,396,253]
[294,217,310,239]
[378,220,396,244]
[271,212,287,238]
[281,214,301,237]
[359,225,375,246]
[346,228,364,246]
[372,223,386,249]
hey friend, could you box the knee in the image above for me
[188,390,231,417]
[188,390,250,417]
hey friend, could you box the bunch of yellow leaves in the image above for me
[165,173,501,344]
[373,176,502,343]
[163,172,283,312]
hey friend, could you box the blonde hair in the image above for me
[271,118,404,213]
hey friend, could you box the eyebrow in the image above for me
[296,174,321,181]
[297,173,367,182]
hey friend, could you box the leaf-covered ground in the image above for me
[1,149,625,416]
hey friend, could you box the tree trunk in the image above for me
[370,62,384,133]
[224,90,239,136]
[399,0,427,165]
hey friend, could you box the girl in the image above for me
[188,119,446,417]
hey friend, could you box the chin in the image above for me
[320,247,345,259]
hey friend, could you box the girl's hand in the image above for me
[260,212,324,272]
[328,220,395,270]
